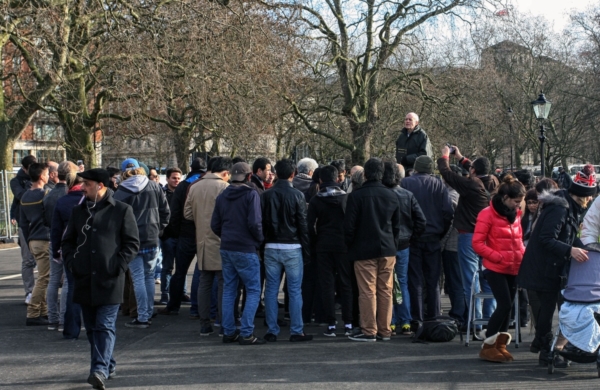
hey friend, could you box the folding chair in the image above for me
[465,270,520,347]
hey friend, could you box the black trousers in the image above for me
[529,289,562,340]
[317,252,354,326]
[408,241,442,322]
[484,270,517,335]
[198,271,223,326]
[302,259,325,323]
[167,236,196,311]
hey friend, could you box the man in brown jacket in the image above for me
[184,157,232,336]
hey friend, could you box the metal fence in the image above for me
[0,170,18,241]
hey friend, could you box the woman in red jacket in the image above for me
[473,175,526,363]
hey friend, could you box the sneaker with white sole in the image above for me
[348,332,376,342]
[25,293,32,305]
[323,328,336,337]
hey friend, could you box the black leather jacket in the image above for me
[261,179,310,260]
[390,186,427,249]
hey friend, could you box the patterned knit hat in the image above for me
[569,164,597,197]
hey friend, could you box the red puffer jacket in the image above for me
[472,202,525,275]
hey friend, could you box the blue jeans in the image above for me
[458,233,495,326]
[80,304,119,378]
[392,248,411,327]
[154,246,163,280]
[221,250,261,337]
[128,248,159,322]
[264,248,304,336]
[63,265,81,339]
[47,256,65,324]
[160,237,179,301]
[442,250,467,324]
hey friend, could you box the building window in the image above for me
[13,150,29,166]
[33,122,62,141]
[36,150,65,162]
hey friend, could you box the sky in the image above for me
[514,0,595,31]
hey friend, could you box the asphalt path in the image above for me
[1,246,599,389]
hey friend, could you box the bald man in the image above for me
[395,112,433,171]
[46,161,59,190]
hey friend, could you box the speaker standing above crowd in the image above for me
[7,110,600,390]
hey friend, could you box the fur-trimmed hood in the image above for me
[538,189,569,208]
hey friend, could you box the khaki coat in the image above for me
[184,173,229,271]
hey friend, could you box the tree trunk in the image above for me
[64,124,96,168]
[0,122,15,171]
[173,130,191,174]
[349,122,372,165]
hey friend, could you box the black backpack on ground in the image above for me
[412,316,460,343]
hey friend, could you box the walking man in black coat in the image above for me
[62,169,139,390]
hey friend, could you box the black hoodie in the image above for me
[10,168,31,220]
[211,184,263,253]
[307,182,348,255]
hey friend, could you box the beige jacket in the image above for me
[184,173,229,271]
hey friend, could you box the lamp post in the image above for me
[507,107,514,172]
[531,91,552,177]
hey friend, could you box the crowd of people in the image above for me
[8,111,600,389]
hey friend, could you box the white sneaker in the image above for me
[25,293,32,305]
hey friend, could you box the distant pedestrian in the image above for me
[20,162,51,326]
[10,155,37,304]
[262,159,313,342]
[114,158,170,328]
[184,157,232,336]
[345,158,401,342]
[307,165,354,337]
[211,162,266,345]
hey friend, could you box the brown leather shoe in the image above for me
[495,332,514,361]
[479,333,508,362]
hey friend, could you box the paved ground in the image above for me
[1,246,600,389]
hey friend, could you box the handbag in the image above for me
[392,272,402,305]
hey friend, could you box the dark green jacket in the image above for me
[395,126,433,169]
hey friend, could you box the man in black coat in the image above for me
[344,158,402,342]
[250,157,271,195]
[261,159,313,342]
[62,169,139,389]
[395,112,433,171]
[159,158,206,315]
[307,165,354,337]
[401,155,454,324]
[10,154,37,303]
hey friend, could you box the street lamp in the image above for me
[507,107,514,173]
[531,91,552,177]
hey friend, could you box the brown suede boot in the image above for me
[495,332,514,362]
[479,333,508,362]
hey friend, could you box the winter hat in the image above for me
[414,156,433,174]
[121,158,140,172]
[77,168,110,187]
[568,164,597,197]
[230,162,252,182]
